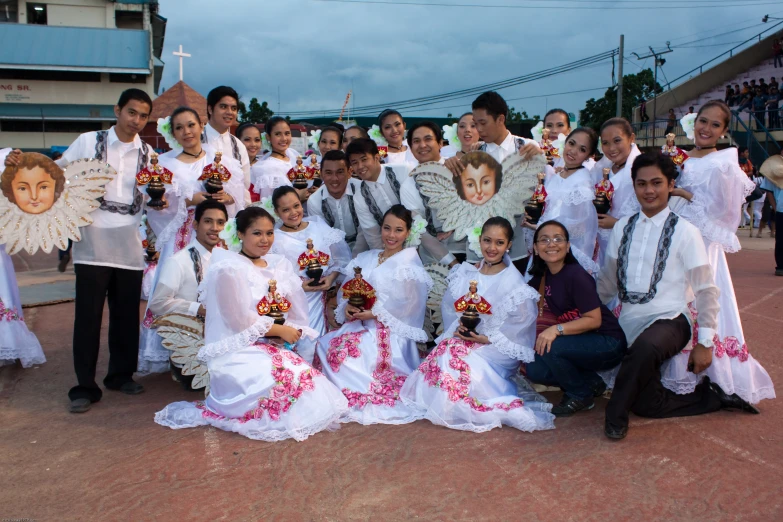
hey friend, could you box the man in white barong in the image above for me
[346,138,410,250]
[201,86,251,202]
[444,91,542,270]
[148,199,227,389]
[307,149,368,255]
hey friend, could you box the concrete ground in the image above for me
[1,241,781,521]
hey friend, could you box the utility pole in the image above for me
[616,35,624,117]
[632,43,673,138]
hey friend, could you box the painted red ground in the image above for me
[1,249,781,521]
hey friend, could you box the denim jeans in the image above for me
[526,332,627,401]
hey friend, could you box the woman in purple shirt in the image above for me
[525,220,627,416]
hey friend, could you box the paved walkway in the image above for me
[1,245,780,521]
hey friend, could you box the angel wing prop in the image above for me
[424,262,451,337]
[0,156,117,255]
[154,313,209,395]
[413,153,546,240]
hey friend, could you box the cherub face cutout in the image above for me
[457,164,497,206]
[1,153,65,214]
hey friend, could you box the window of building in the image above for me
[109,73,148,84]
[0,120,104,133]
[26,3,47,25]
[115,10,143,30]
[0,0,19,23]
[0,70,101,82]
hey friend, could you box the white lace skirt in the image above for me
[400,337,555,433]
[155,342,348,442]
[137,319,170,375]
[314,319,425,425]
[0,250,45,368]
[659,242,776,404]
[141,260,157,300]
[296,289,327,365]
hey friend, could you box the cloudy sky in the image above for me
[157,0,783,121]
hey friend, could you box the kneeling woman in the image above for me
[315,205,432,425]
[401,218,555,433]
[155,207,348,441]
[270,186,351,364]
[525,221,627,416]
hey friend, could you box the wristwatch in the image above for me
[556,324,565,336]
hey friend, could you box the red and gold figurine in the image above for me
[136,152,173,209]
[199,151,232,195]
[298,238,330,287]
[341,266,376,312]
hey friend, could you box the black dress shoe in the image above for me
[120,381,145,395]
[106,381,145,395]
[604,421,628,440]
[709,382,760,414]
[552,396,595,416]
[69,398,91,413]
[591,380,608,398]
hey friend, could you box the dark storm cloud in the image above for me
[158,0,774,119]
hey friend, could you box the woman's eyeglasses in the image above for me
[536,236,567,245]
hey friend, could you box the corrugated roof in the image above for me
[0,24,150,73]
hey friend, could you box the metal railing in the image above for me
[631,119,687,148]
[665,21,783,90]
[730,109,782,164]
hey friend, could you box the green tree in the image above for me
[508,106,539,123]
[580,69,661,131]
[238,97,275,123]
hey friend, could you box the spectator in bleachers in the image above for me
[738,88,754,112]
[725,85,734,105]
[751,87,767,119]
[766,85,780,129]
[738,146,754,176]
[665,109,676,134]
[750,79,757,91]
[741,82,750,95]
[688,106,695,114]
[773,38,782,68]
[760,78,768,94]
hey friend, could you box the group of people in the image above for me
[0,86,776,443]
[726,76,782,128]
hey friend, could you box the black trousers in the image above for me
[69,264,143,401]
[775,212,783,270]
[605,314,722,428]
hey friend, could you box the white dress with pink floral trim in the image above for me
[400,260,554,433]
[154,250,348,442]
[270,216,351,364]
[0,147,45,368]
[0,248,45,368]
[661,148,775,404]
[314,247,431,425]
[138,145,245,374]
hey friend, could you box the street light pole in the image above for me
[616,34,624,117]
[632,43,673,141]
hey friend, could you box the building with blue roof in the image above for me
[0,0,166,151]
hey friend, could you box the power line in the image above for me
[313,0,782,10]
[396,87,611,115]
[284,49,617,117]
